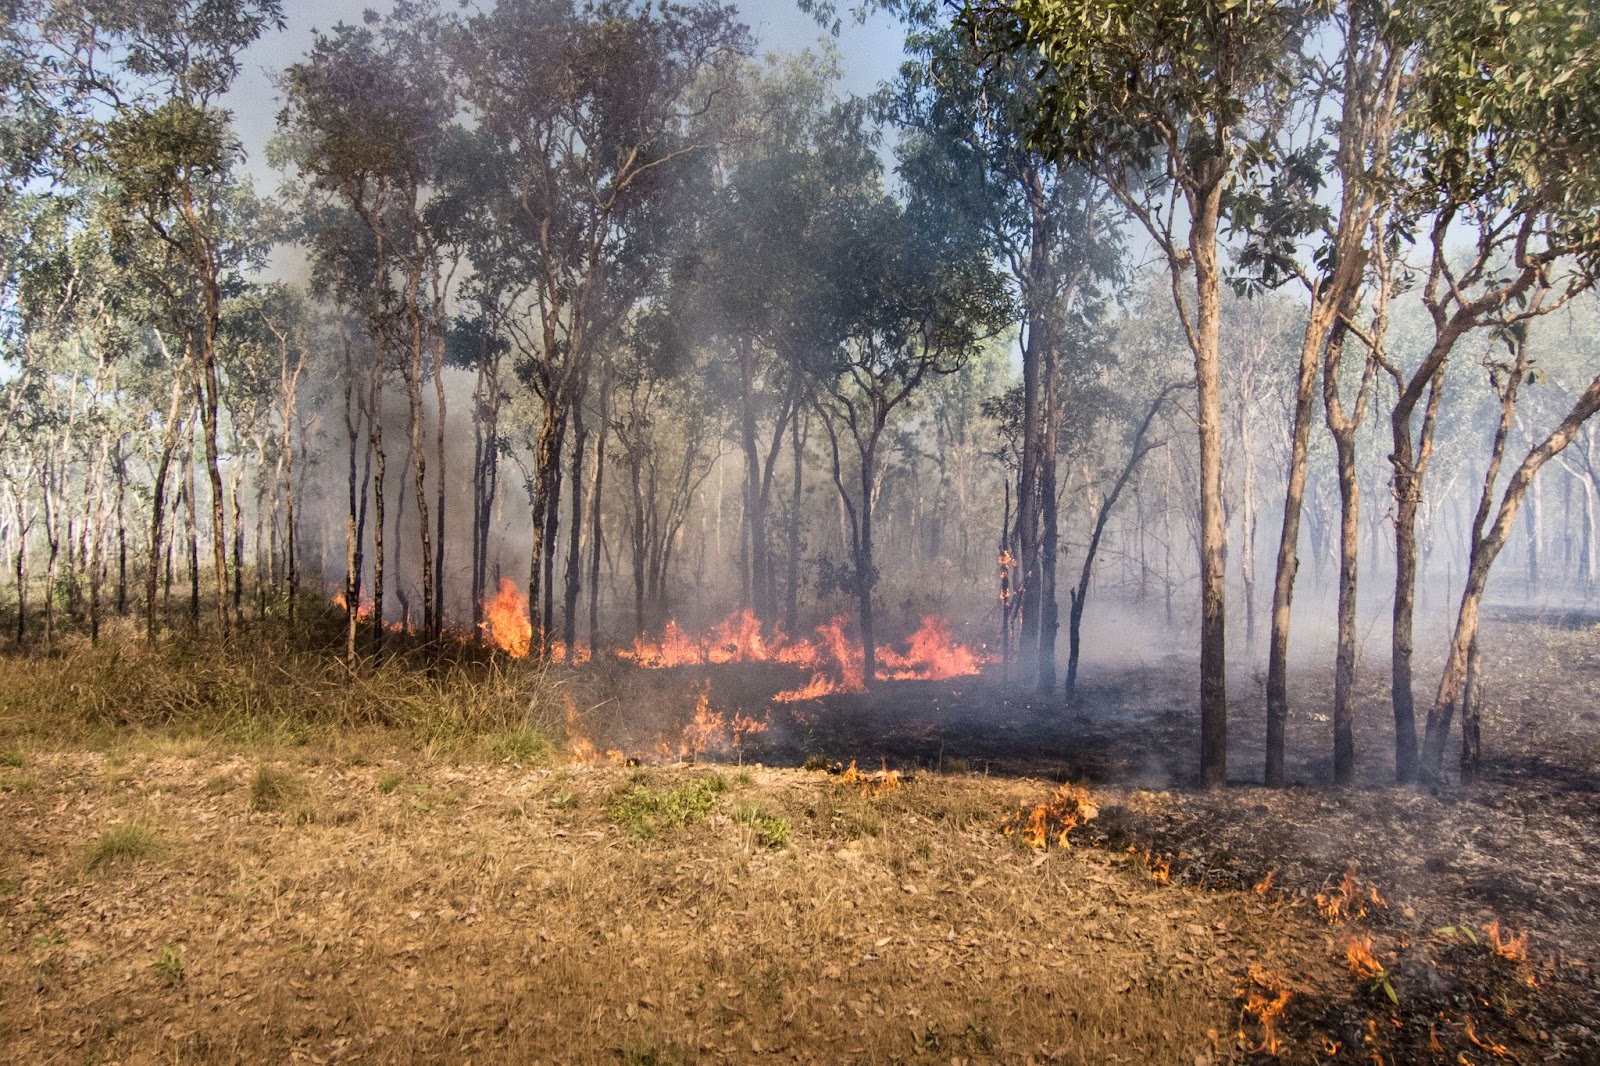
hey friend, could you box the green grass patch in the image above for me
[732,800,791,849]
[484,726,554,765]
[376,771,403,794]
[609,775,727,838]
[86,823,162,872]
[152,944,185,986]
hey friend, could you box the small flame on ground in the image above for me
[1315,863,1387,922]
[1002,783,1099,849]
[1463,1015,1509,1056]
[1482,919,1528,962]
[1238,964,1290,1057]
[835,758,901,795]
[1253,869,1275,895]
[1345,933,1386,981]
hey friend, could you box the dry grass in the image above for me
[0,616,569,759]
[0,748,1325,1064]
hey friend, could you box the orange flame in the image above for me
[836,758,901,795]
[480,578,533,658]
[1002,783,1099,849]
[616,609,990,703]
[878,615,983,681]
[1238,965,1290,1057]
[1315,863,1387,923]
[1253,869,1276,895]
[1483,919,1528,962]
[332,590,373,619]
[1345,933,1386,980]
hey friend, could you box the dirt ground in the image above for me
[1,615,1595,1063]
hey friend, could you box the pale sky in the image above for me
[226,0,910,190]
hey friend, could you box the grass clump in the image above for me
[485,725,554,765]
[609,775,726,838]
[250,764,312,821]
[376,771,403,794]
[86,823,162,872]
[732,800,791,849]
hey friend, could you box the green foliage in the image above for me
[152,944,185,986]
[732,800,791,848]
[376,771,404,794]
[608,775,727,838]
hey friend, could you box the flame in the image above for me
[1002,783,1099,849]
[1238,965,1290,1057]
[1482,919,1528,962]
[615,609,990,703]
[771,672,836,703]
[1253,869,1275,895]
[1315,863,1387,923]
[1463,1015,1508,1056]
[332,590,373,619]
[1139,849,1172,885]
[878,615,983,681]
[480,578,533,658]
[836,758,901,795]
[1346,933,1387,980]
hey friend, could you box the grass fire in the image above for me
[4,0,1600,1062]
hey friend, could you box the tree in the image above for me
[893,11,1120,693]
[1384,0,1600,782]
[93,0,284,641]
[453,0,749,654]
[280,1,457,642]
[989,0,1314,786]
[811,189,1009,685]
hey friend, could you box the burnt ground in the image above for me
[569,613,1600,1062]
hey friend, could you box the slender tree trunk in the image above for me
[433,337,447,637]
[1390,365,1446,783]
[1189,182,1229,790]
[588,372,609,651]
[563,400,587,656]
[1036,335,1061,694]
[785,411,805,634]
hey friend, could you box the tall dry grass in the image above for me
[0,604,568,756]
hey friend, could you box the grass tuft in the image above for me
[376,771,403,794]
[250,764,310,819]
[732,799,791,848]
[609,775,726,838]
[86,823,162,872]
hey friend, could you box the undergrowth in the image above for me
[609,775,727,837]
[0,611,566,756]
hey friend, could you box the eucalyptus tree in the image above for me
[810,189,1010,686]
[893,9,1121,694]
[1384,0,1600,782]
[452,0,749,655]
[986,0,1315,786]
[91,0,284,641]
[280,0,459,641]
[698,56,876,630]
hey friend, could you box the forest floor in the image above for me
[0,613,1596,1063]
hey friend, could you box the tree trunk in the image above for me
[432,337,448,637]
[563,400,587,656]
[785,411,805,634]
[588,372,609,652]
[1036,334,1061,694]
[1189,182,1229,790]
